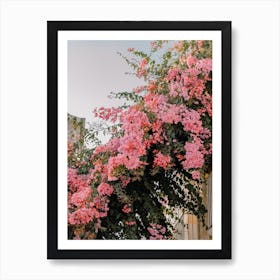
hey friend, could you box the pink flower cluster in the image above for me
[68,168,90,194]
[133,85,146,94]
[147,223,166,240]
[144,93,168,113]
[167,67,179,81]
[137,58,148,78]
[68,168,110,236]
[181,109,203,134]
[167,56,212,111]
[192,170,200,180]
[122,204,132,214]
[68,40,212,239]
[68,208,97,225]
[97,182,114,196]
[182,139,205,170]
[120,176,131,187]
[93,107,122,122]
[70,186,92,207]
[150,40,168,51]
[92,138,121,158]
[186,55,198,67]
[120,106,150,132]
[154,152,172,169]
[92,196,110,218]
[104,106,151,180]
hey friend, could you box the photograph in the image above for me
[2,0,280,278]
[67,39,213,241]
[47,21,231,259]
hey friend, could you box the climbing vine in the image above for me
[67,40,212,240]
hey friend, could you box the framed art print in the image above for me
[47,21,231,259]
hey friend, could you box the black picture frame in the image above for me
[47,21,231,259]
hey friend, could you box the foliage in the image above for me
[67,40,212,240]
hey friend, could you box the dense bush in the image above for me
[68,40,212,240]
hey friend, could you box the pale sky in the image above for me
[67,40,173,144]
[68,40,152,124]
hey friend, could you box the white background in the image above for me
[0,0,279,279]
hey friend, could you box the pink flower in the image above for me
[154,152,172,169]
[70,187,92,207]
[192,170,200,180]
[133,85,145,93]
[67,40,213,240]
[136,58,148,78]
[121,106,150,131]
[118,136,146,158]
[167,68,179,81]
[144,93,168,113]
[147,82,156,93]
[120,176,131,187]
[148,223,166,240]
[140,58,147,68]
[122,204,131,214]
[93,107,122,122]
[97,182,114,196]
[183,140,205,170]
[186,55,198,67]
[181,109,203,134]
[68,208,96,225]
[197,58,212,73]
[147,227,157,236]
[125,221,136,226]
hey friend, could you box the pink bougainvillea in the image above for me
[125,221,136,226]
[182,140,205,170]
[147,223,167,240]
[97,182,114,196]
[153,152,172,169]
[68,40,212,240]
[122,204,132,214]
[192,170,201,180]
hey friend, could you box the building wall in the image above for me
[68,113,85,144]
[173,172,212,240]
